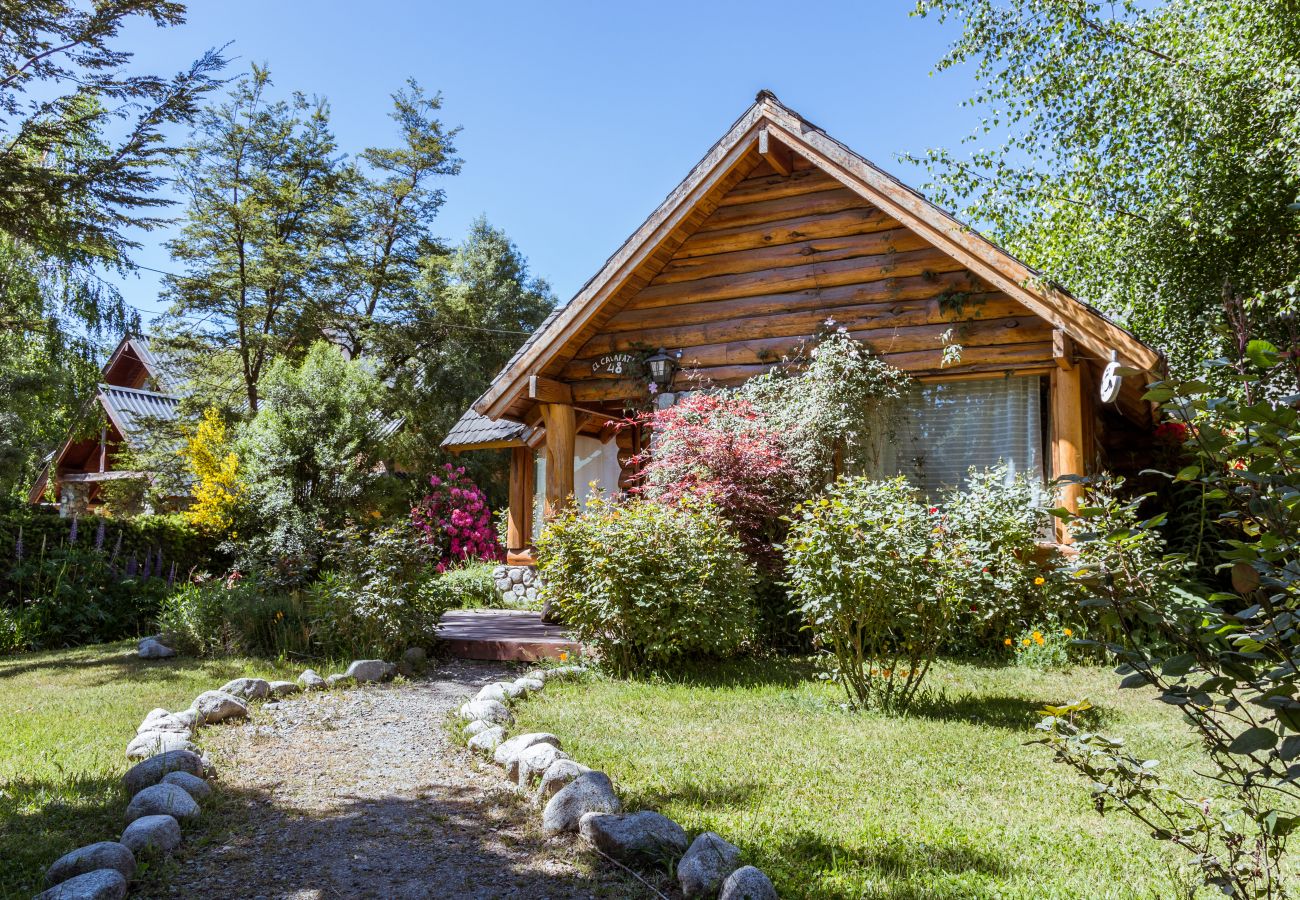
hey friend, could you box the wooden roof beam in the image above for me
[758,127,793,176]
[528,375,574,405]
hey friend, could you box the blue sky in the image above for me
[111,1,979,321]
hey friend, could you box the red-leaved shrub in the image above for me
[633,392,797,561]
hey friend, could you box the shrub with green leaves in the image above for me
[784,476,954,711]
[307,522,452,658]
[157,572,310,659]
[939,465,1058,656]
[537,495,755,675]
[429,559,501,609]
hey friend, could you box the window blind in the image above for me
[892,376,1045,497]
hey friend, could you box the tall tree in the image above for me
[333,81,461,358]
[0,1,226,500]
[160,65,354,413]
[910,0,1300,375]
[384,217,555,484]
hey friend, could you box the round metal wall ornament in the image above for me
[1099,351,1123,404]
[592,352,641,377]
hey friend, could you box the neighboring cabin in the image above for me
[451,91,1164,563]
[28,336,183,516]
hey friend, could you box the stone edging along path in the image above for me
[459,667,781,900]
[34,647,411,900]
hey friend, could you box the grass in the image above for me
[512,658,1226,900]
[0,641,301,899]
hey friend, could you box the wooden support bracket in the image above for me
[529,375,573,404]
[758,126,793,176]
[1052,329,1075,370]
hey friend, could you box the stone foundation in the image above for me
[493,564,541,607]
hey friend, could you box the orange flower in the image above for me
[1033,631,1044,646]
[1034,576,1045,586]
[1021,638,1031,647]
[559,651,569,662]
[1063,628,1073,637]
[1004,638,1013,646]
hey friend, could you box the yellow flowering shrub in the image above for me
[182,407,245,534]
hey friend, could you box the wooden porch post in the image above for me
[539,402,575,520]
[1051,331,1086,541]
[506,445,534,551]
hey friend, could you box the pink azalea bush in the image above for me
[410,464,504,570]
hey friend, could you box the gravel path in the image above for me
[138,659,647,900]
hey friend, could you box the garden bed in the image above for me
[511,657,1213,899]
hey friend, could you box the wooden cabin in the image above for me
[442,92,1163,563]
[29,336,183,516]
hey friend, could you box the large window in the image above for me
[890,375,1045,496]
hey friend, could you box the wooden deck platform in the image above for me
[438,609,580,662]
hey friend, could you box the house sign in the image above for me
[592,352,642,376]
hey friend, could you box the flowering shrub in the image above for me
[784,476,955,711]
[410,464,504,569]
[537,494,755,675]
[1009,619,1077,670]
[936,465,1060,656]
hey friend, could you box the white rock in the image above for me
[190,691,248,725]
[136,713,191,736]
[120,813,182,857]
[345,659,397,682]
[218,677,270,700]
[492,732,560,767]
[298,669,326,691]
[162,770,211,801]
[34,869,127,899]
[463,720,493,737]
[169,709,198,729]
[513,676,545,693]
[137,638,175,659]
[511,743,570,786]
[476,681,524,704]
[541,771,621,835]
[122,750,205,797]
[126,731,196,760]
[267,680,301,698]
[719,866,778,900]
[579,810,689,865]
[535,758,592,805]
[45,842,135,887]
[467,726,506,753]
[458,698,513,726]
[678,832,743,897]
[325,674,355,690]
[124,783,200,824]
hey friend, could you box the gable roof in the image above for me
[99,384,181,445]
[469,91,1162,424]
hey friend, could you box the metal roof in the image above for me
[441,408,535,450]
[99,384,181,445]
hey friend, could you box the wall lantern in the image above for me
[645,347,679,389]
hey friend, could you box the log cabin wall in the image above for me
[557,157,1054,400]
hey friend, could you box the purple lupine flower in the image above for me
[14,526,22,563]
[125,554,137,578]
[68,516,78,544]
[94,518,105,552]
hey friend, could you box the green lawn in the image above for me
[0,642,300,899]
[513,659,1221,900]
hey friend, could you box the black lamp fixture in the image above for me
[645,347,679,388]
